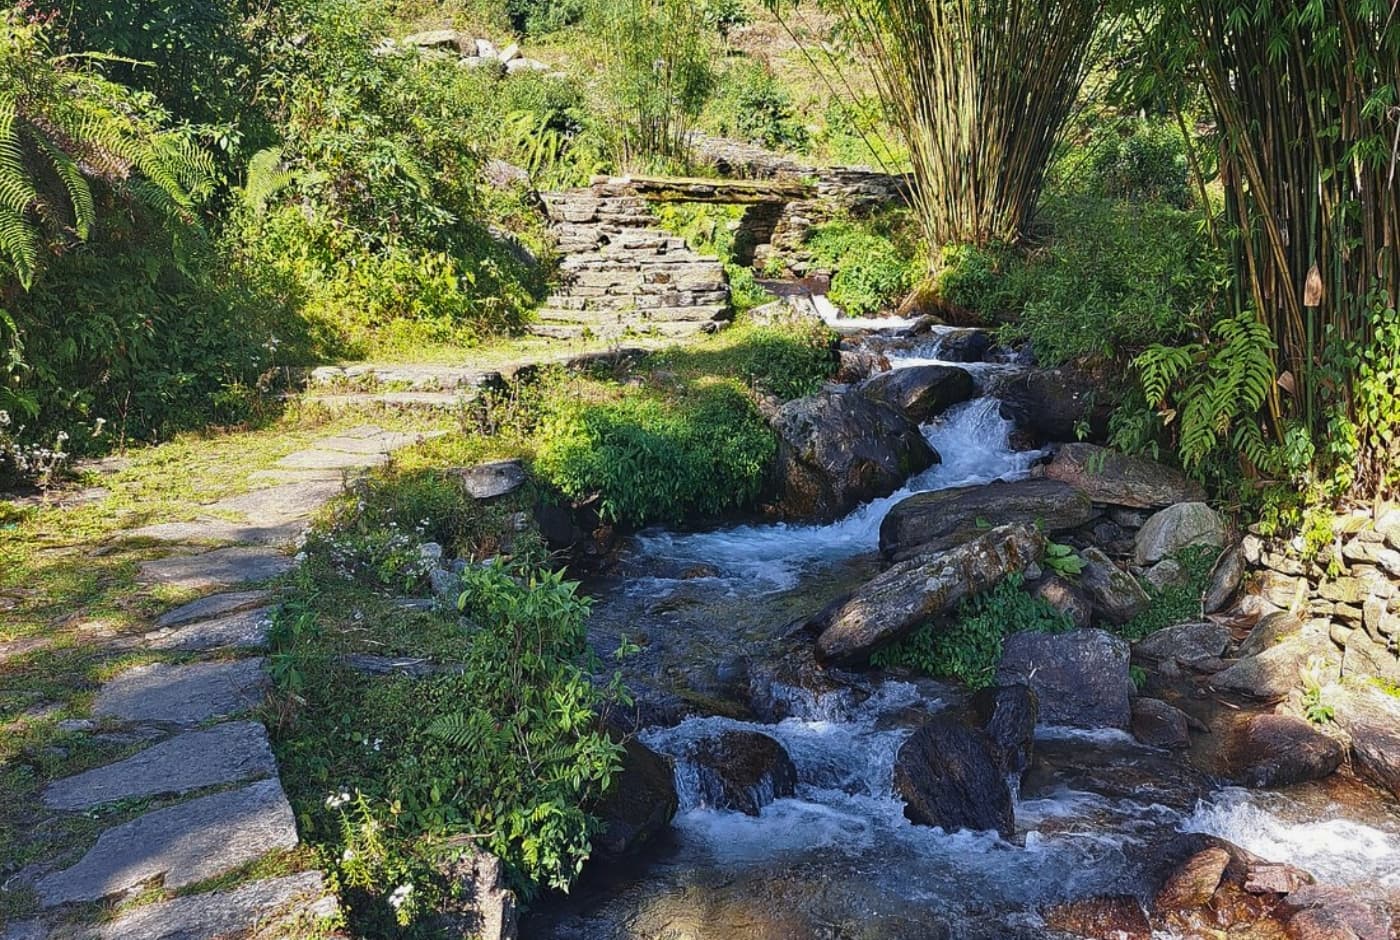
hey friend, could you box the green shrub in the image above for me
[871,576,1073,688]
[535,382,776,525]
[1081,119,1190,207]
[705,62,807,151]
[806,220,919,318]
[1118,544,1218,640]
[506,0,586,34]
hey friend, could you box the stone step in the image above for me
[295,389,469,412]
[125,518,307,547]
[529,319,723,341]
[155,591,271,629]
[43,721,277,811]
[37,778,299,907]
[93,659,266,726]
[90,871,338,940]
[138,547,294,591]
[143,605,274,652]
[306,362,499,391]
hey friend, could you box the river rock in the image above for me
[1133,502,1227,566]
[1341,630,1400,682]
[1043,444,1205,509]
[1213,619,1338,700]
[893,716,1014,836]
[858,364,974,423]
[1079,547,1151,625]
[1042,896,1151,940]
[770,388,938,522]
[1133,621,1231,664]
[1230,714,1344,787]
[1326,682,1400,798]
[1280,884,1393,940]
[814,524,1046,662]
[930,329,992,363]
[1154,844,1234,911]
[591,739,678,857]
[1130,697,1191,749]
[996,629,1134,728]
[1030,575,1093,628]
[454,460,527,500]
[878,479,1093,562]
[966,684,1038,775]
[1204,544,1246,613]
[989,368,1110,443]
[1025,734,1211,809]
[689,731,798,816]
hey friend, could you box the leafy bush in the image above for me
[871,575,1073,688]
[699,0,749,36]
[506,0,586,34]
[1118,544,1218,640]
[806,220,919,318]
[1084,119,1190,207]
[535,382,776,525]
[705,63,808,151]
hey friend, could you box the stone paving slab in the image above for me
[144,606,274,652]
[202,480,346,522]
[36,779,298,907]
[126,519,306,546]
[316,431,430,455]
[138,548,293,590]
[247,467,346,485]
[275,448,390,471]
[92,870,338,940]
[298,390,464,411]
[155,591,270,629]
[43,722,277,811]
[92,660,266,725]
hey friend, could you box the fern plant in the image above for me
[0,13,213,289]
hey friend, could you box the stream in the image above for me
[525,325,1400,939]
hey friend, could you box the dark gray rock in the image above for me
[43,722,276,810]
[1203,545,1245,613]
[1133,502,1227,566]
[858,365,974,424]
[143,606,273,651]
[1043,444,1205,509]
[1212,626,1337,700]
[893,716,1014,836]
[770,388,937,522]
[878,479,1093,563]
[1030,576,1093,629]
[92,660,266,725]
[455,459,528,500]
[203,480,345,522]
[591,739,678,858]
[1079,547,1151,625]
[94,871,338,939]
[1131,697,1191,748]
[1229,713,1344,787]
[1133,621,1231,664]
[138,548,293,590]
[814,524,1046,662]
[688,731,797,816]
[37,779,298,906]
[967,684,1038,775]
[996,629,1135,729]
[989,368,1110,443]
[154,591,270,629]
[930,329,992,363]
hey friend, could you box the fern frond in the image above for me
[242,147,296,215]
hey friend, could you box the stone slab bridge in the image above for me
[537,137,910,340]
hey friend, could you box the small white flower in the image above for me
[342,848,356,861]
[388,884,413,910]
[325,791,351,809]
[372,737,382,752]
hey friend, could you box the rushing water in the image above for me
[530,319,1400,938]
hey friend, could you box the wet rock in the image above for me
[591,739,678,857]
[931,329,993,363]
[1154,845,1232,910]
[1230,714,1344,787]
[1079,547,1151,625]
[1326,682,1400,798]
[858,364,974,423]
[1130,697,1191,749]
[1043,444,1205,509]
[814,524,1046,662]
[1244,861,1314,895]
[1133,502,1227,566]
[989,368,1111,443]
[1042,895,1151,940]
[966,684,1038,775]
[996,629,1135,728]
[835,346,890,383]
[878,479,1093,562]
[689,730,798,816]
[1213,622,1338,700]
[1204,544,1246,613]
[1133,621,1231,664]
[770,388,937,522]
[1024,735,1211,810]
[1280,884,1393,940]
[1031,575,1093,628]
[893,716,1013,836]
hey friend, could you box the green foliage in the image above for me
[534,382,776,526]
[1066,118,1190,208]
[643,315,837,400]
[699,0,749,36]
[1117,544,1217,641]
[705,62,807,151]
[507,0,587,34]
[1043,541,1086,578]
[806,219,918,318]
[933,242,1013,320]
[1129,664,1148,691]
[871,575,1074,689]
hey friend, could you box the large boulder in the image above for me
[1327,681,1400,798]
[1042,896,1151,940]
[590,739,678,858]
[813,524,1046,662]
[1212,618,1338,700]
[996,629,1135,728]
[988,368,1111,443]
[770,389,938,522]
[1130,697,1191,749]
[687,731,797,816]
[1341,630,1400,683]
[1133,621,1231,665]
[1043,444,1205,509]
[878,479,1094,562]
[1030,575,1094,629]
[1079,547,1151,625]
[1133,502,1227,566]
[930,328,993,363]
[966,684,1038,775]
[1228,714,1344,787]
[858,365,974,424]
[893,716,1014,836]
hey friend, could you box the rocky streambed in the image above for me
[525,320,1400,940]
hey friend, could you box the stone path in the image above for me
[9,424,441,938]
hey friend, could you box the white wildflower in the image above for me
[388,884,413,910]
[325,791,351,809]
